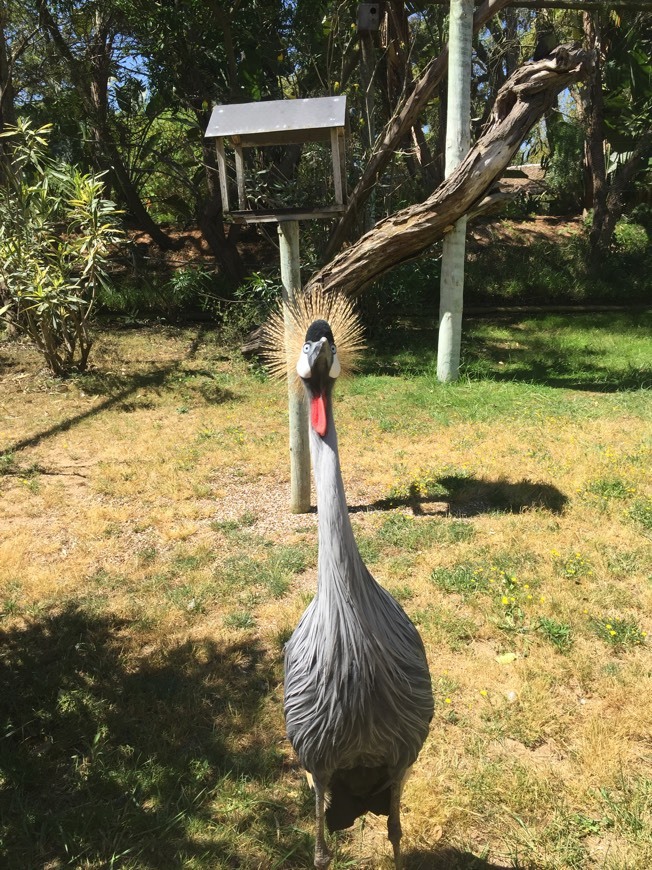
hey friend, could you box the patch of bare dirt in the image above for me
[470,215,584,250]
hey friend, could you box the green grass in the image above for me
[354,312,652,426]
[375,513,475,551]
[537,617,574,653]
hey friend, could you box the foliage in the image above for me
[613,220,648,256]
[0,121,122,374]
[218,270,282,341]
[542,118,585,213]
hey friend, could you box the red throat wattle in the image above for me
[310,393,327,436]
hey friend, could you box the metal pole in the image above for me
[437,0,473,383]
[278,221,311,514]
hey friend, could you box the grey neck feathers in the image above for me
[309,396,371,600]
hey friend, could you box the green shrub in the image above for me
[219,270,282,341]
[542,119,585,213]
[0,120,122,375]
[613,221,648,256]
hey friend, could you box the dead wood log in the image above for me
[307,44,593,299]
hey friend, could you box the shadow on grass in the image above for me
[405,847,511,869]
[0,604,311,868]
[4,327,238,455]
[360,312,652,392]
[350,475,567,517]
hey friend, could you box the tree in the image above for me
[36,0,175,250]
[583,9,652,253]
[306,45,593,299]
[323,0,512,261]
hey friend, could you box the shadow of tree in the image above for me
[0,604,312,868]
[404,846,512,869]
[350,475,567,517]
[4,327,238,455]
[359,312,652,393]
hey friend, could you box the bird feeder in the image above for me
[204,97,349,515]
[204,96,347,223]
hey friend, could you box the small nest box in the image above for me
[357,3,382,34]
[204,96,347,223]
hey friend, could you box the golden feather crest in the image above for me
[262,287,365,388]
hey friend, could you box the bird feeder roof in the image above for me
[205,96,346,146]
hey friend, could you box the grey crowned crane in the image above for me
[267,292,433,869]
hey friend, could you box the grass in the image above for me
[1,312,651,868]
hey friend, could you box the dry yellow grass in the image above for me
[1,320,651,869]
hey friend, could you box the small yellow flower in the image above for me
[605,624,612,630]
[501,596,509,605]
[609,630,617,636]
[479,690,488,697]
[444,697,452,704]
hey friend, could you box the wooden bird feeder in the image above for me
[204,95,347,223]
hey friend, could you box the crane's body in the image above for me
[283,319,433,868]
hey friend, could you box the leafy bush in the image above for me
[542,119,585,213]
[219,270,282,341]
[613,221,648,256]
[0,121,122,374]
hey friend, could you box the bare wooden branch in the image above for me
[324,0,512,260]
[307,45,593,299]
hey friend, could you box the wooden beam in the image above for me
[330,127,345,205]
[421,0,649,9]
[214,138,230,214]
[232,135,246,210]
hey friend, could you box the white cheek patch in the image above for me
[329,354,341,379]
[296,351,312,379]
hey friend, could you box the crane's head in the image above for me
[262,288,365,438]
[296,319,340,437]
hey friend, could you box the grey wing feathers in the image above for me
[284,576,433,778]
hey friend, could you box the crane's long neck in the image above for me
[308,394,369,598]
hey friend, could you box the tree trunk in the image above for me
[323,0,511,261]
[307,45,593,299]
[437,0,474,384]
[582,12,608,250]
[198,135,245,286]
[597,128,652,251]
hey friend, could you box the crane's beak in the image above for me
[297,338,331,437]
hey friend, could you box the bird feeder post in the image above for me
[278,221,311,514]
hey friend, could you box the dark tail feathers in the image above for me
[325,765,391,832]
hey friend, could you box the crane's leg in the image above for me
[313,778,332,869]
[388,779,403,870]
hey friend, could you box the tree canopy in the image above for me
[1,2,650,289]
